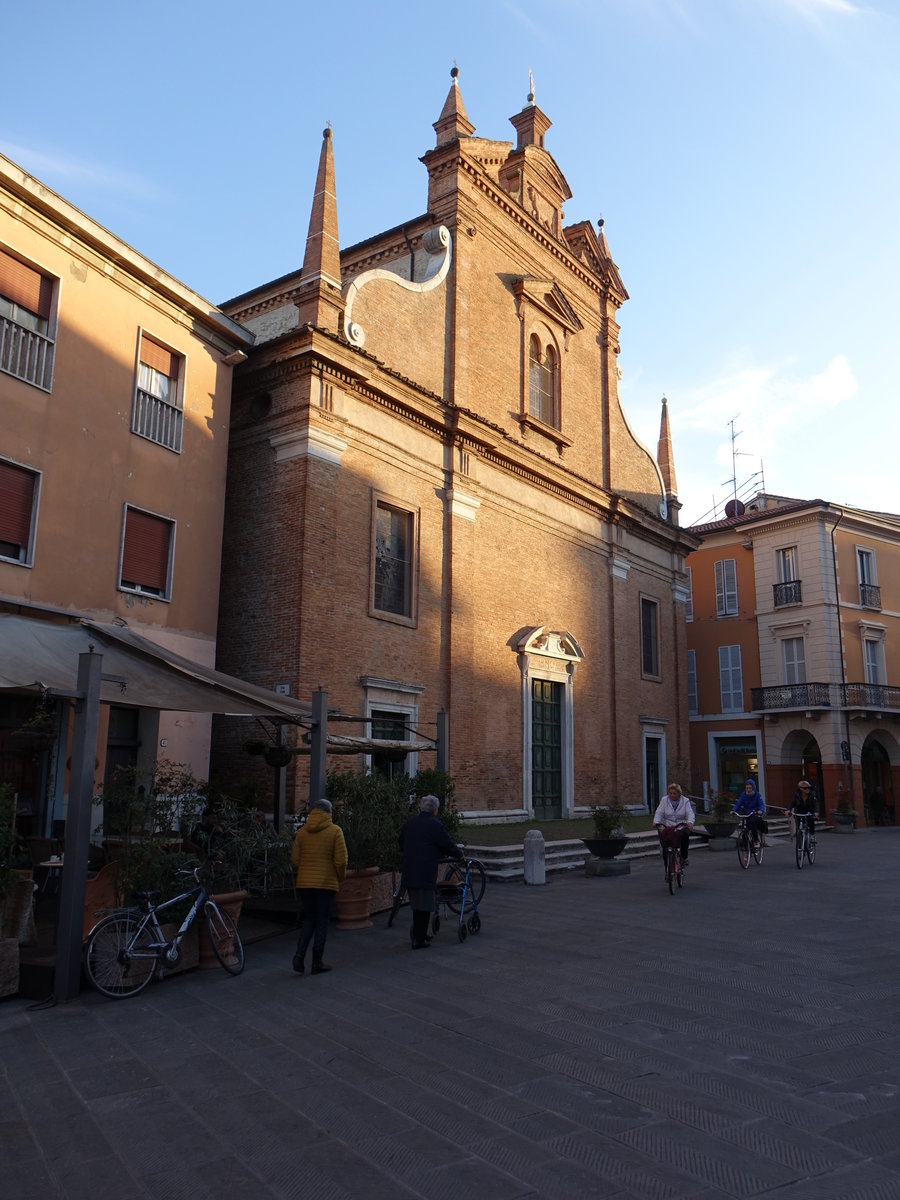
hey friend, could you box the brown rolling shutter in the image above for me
[140,334,178,380]
[121,508,171,592]
[0,248,52,319]
[0,460,36,547]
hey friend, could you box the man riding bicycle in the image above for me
[733,779,767,847]
[653,783,695,869]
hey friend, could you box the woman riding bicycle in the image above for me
[652,783,695,869]
[790,780,818,839]
[733,779,767,847]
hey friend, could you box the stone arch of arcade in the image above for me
[860,728,899,823]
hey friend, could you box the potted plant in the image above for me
[702,791,738,839]
[582,801,629,859]
[831,796,857,832]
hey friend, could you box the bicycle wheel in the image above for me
[795,829,805,870]
[444,860,486,914]
[83,912,159,998]
[807,835,816,866]
[667,848,675,895]
[752,836,763,866]
[676,853,684,889]
[737,832,751,870]
[204,903,245,975]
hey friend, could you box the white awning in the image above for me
[0,615,312,722]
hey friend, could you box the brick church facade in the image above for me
[212,72,697,820]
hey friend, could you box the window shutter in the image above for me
[0,248,52,319]
[140,334,178,380]
[121,509,171,592]
[0,460,36,546]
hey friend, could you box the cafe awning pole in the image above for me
[54,650,103,1004]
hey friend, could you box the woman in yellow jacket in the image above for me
[291,798,347,975]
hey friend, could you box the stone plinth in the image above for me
[585,857,630,877]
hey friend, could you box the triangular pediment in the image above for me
[513,277,583,334]
[564,220,629,301]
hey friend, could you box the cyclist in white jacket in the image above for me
[652,783,696,868]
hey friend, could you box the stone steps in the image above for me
[467,817,795,882]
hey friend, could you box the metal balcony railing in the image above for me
[859,583,881,609]
[751,683,832,711]
[752,682,900,714]
[0,315,54,390]
[842,683,900,710]
[773,579,802,607]
[131,388,183,452]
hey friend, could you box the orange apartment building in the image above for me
[0,150,254,840]
[212,72,698,820]
[686,494,900,821]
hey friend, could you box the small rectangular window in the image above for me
[132,332,184,452]
[687,649,698,715]
[864,639,882,685]
[857,548,875,586]
[0,458,39,564]
[719,644,743,712]
[782,636,806,685]
[641,596,660,679]
[120,506,174,599]
[370,709,410,780]
[0,246,56,390]
[370,495,417,623]
[776,547,798,583]
[715,559,738,617]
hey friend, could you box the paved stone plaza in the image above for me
[2,828,900,1199]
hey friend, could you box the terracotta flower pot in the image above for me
[335,867,378,930]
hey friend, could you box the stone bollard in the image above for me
[523,829,546,885]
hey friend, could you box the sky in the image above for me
[3,0,898,525]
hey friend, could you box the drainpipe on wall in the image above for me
[828,508,854,806]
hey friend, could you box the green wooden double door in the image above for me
[532,679,562,820]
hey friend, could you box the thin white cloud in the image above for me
[0,141,167,203]
[671,355,858,519]
[780,0,863,16]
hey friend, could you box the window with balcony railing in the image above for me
[773,579,802,607]
[0,248,55,391]
[859,582,881,609]
[132,333,183,452]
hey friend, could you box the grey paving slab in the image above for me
[3,828,900,1200]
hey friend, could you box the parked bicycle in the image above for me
[736,814,764,870]
[83,866,244,998]
[793,811,816,869]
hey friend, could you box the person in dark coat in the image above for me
[399,794,463,949]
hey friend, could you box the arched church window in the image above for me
[529,335,558,428]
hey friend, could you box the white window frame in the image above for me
[0,248,58,393]
[856,547,876,586]
[715,558,738,617]
[859,622,887,686]
[360,676,424,780]
[132,329,185,453]
[687,649,698,715]
[685,566,694,622]
[0,456,41,567]
[718,644,743,713]
[776,546,798,583]
[118,504,175,601]
[782,636,806,685]
[706,730,765,800]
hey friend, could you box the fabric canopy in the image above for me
[0,615,312,721]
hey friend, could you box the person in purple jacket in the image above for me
[733,779,766,847]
